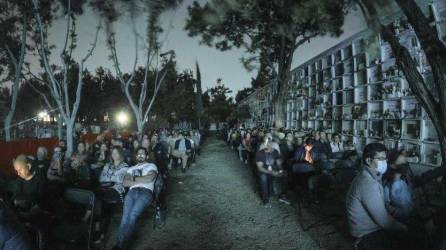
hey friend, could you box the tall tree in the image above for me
[94,0,180,135]
[195,62,204,129]
[235,87,254,104]
[0,1,32,141]
[185,0,348,123]
[355,0,446,166]
[31,0,101,156]
[206,83,235,123]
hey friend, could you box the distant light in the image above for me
[38,111,51,122]
[38,111,48,119]
[116,112,129,126]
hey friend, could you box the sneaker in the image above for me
[279,196,292,205]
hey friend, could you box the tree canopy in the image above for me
[185,0,348,94]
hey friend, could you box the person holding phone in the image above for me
[255,136,290,207]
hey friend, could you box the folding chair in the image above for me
[52,188,96,250]
[152,173,167,229]
[416,167,446,209]
[26,225,43,250]
[300,160,358,231]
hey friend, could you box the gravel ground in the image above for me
[105,138,350,250]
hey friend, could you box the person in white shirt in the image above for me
[113,147,158,250]
[330,133,344,153]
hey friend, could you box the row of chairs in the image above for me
[30,170,166,250]
[293,154,359,232]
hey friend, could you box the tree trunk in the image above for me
[65,120,74,157]
[136,115,145,137]
[58,115,63,139]
[4,82,19,141]
[4,116,12,141]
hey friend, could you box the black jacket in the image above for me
[174,139,192,150]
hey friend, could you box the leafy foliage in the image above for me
[235,87,254,104]
[205,83,235,123]
[185,0,348,94]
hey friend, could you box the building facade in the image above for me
[236,0,446,172]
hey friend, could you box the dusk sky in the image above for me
[36,0,367,96]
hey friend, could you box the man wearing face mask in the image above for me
[346,143,408,249]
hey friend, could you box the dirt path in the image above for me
[105,138,322,250]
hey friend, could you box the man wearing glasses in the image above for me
[346,143,408,249]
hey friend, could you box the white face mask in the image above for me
[376,160,388,174]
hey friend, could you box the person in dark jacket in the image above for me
[292,138,321,174]
[314,131,331,157]
[33,146,50,178]
[172,133,192,172]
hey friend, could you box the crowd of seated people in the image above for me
[226,126,356,206]
[0,128,205,250]
[226,125,445,249]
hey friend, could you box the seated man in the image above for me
[8,155,45,220]
[258,132,281,154]
[330,133,344,154]
[255,137,288,207]
[346,143,410,250]
[33,146,50,177]
[7,155,49,248]
[113,147,158,250]
[313,131,331,156]
[171,133,192,172]
[151,135,170,176]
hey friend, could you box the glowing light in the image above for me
[116,111,129,126]
[37,111,51,122]
[38,111,48,119]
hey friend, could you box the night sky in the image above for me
[29,0,367,96]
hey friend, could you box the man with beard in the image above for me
[113,147,158,250]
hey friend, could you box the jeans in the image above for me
[117,188,153,249]
[258,172,288,203]
[0,202,32,250]
[292,162,315,174]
